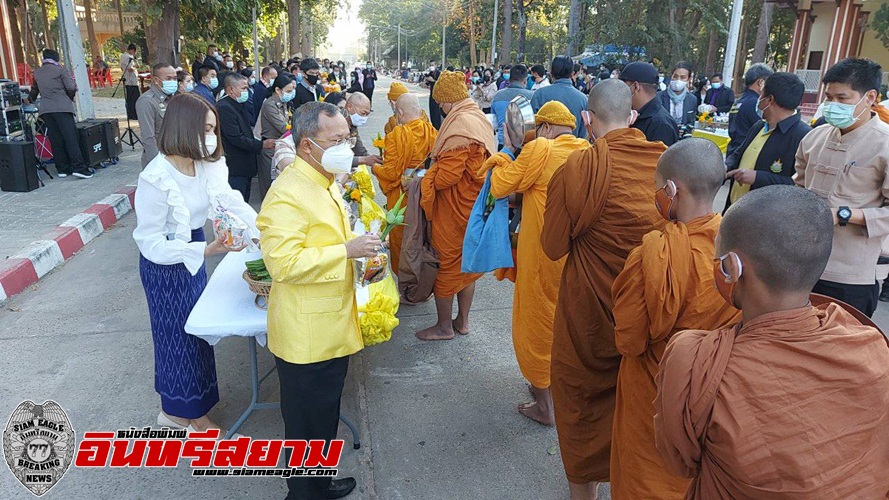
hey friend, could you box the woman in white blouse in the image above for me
[133,93,259,433]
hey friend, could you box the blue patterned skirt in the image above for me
[139,228,219,419]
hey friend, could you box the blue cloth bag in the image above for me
[462,170,515,273]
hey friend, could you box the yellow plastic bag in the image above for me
[358,274,400,346]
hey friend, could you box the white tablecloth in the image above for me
[184,226,371,346]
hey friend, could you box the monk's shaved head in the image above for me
[395,93,421,122]
[588,79,632,124]
[346,91,371,115]
[657,138,725,201]
[719,185,833,293]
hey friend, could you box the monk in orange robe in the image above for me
[482,101,590,426]
[541,79,667,499]
[373,93,437,275]
[656,185,889,499]
[610,138,741,500]
[418,70,496,340]
[384,82,430,135]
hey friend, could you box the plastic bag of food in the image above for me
[211,206,248,249]
[354,220,389,287]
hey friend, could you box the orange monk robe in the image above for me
[485,135,590,389]
[655,304,889,499]
[609,214,741,500]
[421,99,495,297]
[384,109,430,135]
[373,118,437,275]
[541,128,666,484]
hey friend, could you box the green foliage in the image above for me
[872,3,889,50]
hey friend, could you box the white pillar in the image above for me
[722,0,744,88]
[252,6,260,70]
[491,0,499,65]
[56,0,94,119]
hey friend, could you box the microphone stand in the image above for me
[118,54,141,149]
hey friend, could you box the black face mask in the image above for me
[306,74,319,85]
[483,75,491,83]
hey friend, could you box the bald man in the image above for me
[610,139,741,499]
[656,185,889,498]
[345,92,382,166]
[384,82,429,134]
[373,93,438,275]
[541,79,667,499]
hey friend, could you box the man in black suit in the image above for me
[217,73,276,202]
[658,61,699,136]
[726,63,774,160]
[620,61,680,146]
[701,72,735,113]
[199,44,221,76]
[724,72,811,212]
[294,58,326,110]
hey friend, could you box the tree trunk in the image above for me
[302,14,313,56]
[469,0,477,67]
[752,0,773,63]
[705,29,718,75]
[83,0,101,63]
[152,0,180,66]
[115,0,126,50]
[7,0,26,65]
[567,0,580,56]
[143,1,155,65]
[273,31,282,63]
[38,0,53,50]
[733,20,748,93]
[516,0,527,62]
[501,0,513,63]
[287,0,301,57]
[17,2,40,66]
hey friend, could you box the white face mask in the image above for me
[202,134,218,157]
[225,61,234,69]
[310,140,354,174]
[350,113,368,127]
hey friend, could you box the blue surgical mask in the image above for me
[471,76,480,83]
[161,80,178,95]
[281,89,296,103]
[236,89,249,104]
[295,73,304,85]
[249,77,256,86]
[711,82,722,89]
[209,77,219,89]
[823,95,868,130]
[185,82,195,92]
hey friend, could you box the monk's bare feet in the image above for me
[415,324,455,341]
[452,318,470,335]
[518,400,555,426]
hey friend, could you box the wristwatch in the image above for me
[837,206,852,227]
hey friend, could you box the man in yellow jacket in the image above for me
[257,101,381,500]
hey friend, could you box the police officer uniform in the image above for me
[135,86,170,168]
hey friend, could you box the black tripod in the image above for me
[114,59,142,150]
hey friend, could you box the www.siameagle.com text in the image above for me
[193,468,338,478]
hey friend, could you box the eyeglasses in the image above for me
[309,137,351,149]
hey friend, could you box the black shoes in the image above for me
[72,169,94,179]
[323,477,356,499]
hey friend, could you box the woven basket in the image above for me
[242,270,272,297]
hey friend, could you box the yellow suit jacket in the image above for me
[257,156,364,364]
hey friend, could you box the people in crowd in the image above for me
[384,82,429,135]
[136,63,178,168]
[257,101,380,500]
[795,58,889,317]
[491,64,534,149]
[610,138,741,499]
[259,74,296,200]
[343,93,382,167]
[620,61,680,146]
[362,62,378,109]
[530,64,550,91]
[425,61,443,128]
[497,65,512,89]
[541,79,667,500]
[294,58,326,109]
[194,66,218,107]
[373,93,438,275]
[416,71,495,341]
[177,70,195,94]
[655,185,889,499]
[657,61,698,135]
[201,44,222,73]
[483,101,590,426]
[217,73,276,202]
[692,76,709,108]
[121,43,140,123]
[531,56,588,138]
[471,69,498,114]
[726,63,774,160]
[701,72,735,113]
[133,93,259,438]
[253,66,278,119]
[724,72,810,210]
[27,49,92,179]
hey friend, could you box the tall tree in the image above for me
[516,0,529,62]
[287,0,300,57]
[83,0,101,62]
[501,0,513,63]
[567,0,580,57]
[468,0,477,67]
[7,0,26,64]
[115,0,126,51]
[151,0,180,65]
[752,0,773,63]
[38,0,54,50]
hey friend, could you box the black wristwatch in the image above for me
[837,206,852,227]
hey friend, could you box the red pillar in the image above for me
[787,9,812,71]
[0,0,19,81]
[820,0,857,100]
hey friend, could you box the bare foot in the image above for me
[518,400,555,426]
[452,318,470,335]
[415,324,455,341]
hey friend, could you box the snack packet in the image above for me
[355,220,389,287]
[212,206,249,249]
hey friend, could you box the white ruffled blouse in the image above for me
[133,154,259,276]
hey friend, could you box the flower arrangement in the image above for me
[372,132,385,156]
[698,111,715,125]
[343,184,361,203]
[380,193,407,241]
[351,165,376,199]
[358,275,400,346]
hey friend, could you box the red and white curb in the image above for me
[0,186,137,303]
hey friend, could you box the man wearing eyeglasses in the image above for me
[257,101,382,500]
[343,92,382,167]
